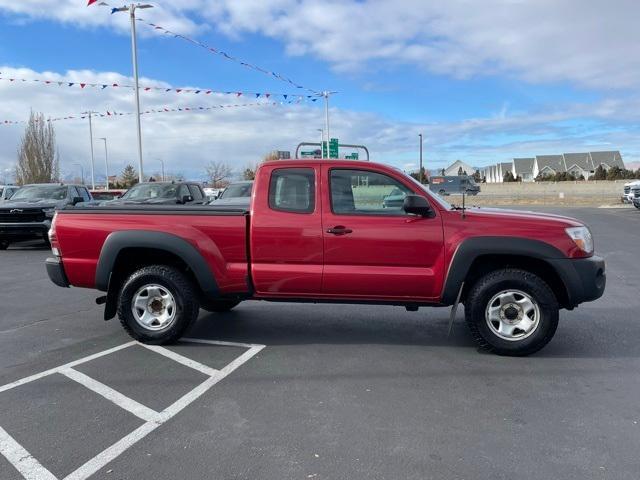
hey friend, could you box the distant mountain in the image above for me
[626,161,640,170]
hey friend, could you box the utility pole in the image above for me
[73,163,85,185]
[82,111,97,190]
[113,3,154,183]
[419,133,424,184]
[317,128,324,159]
[98,137,109,189]
[158,158,165,181]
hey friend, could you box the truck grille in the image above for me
[0,209,46,223]
[624,186,630,195]
[634,190,640,199]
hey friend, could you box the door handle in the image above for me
[327,226,353,235]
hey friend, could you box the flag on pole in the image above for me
[87,0,98,5]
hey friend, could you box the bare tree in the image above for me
[205,161,233,187]
[15,111,59,185]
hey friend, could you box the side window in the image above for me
[69,186,79,200]
[330,169,413,215]
[268,168,315,214]
[178,184,190,199]
[79,187,91,202]
[188,185,204,201]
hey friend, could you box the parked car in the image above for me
[0,183,92,249]
[46,159,605,356]
[209,180,253,207]
[622,180,640,203]
[429,175,480,196]
[0,185,20,202]
[203,187,223,201]
[101,182,206,206]
[632,188,640,209]
[89,189,126,201]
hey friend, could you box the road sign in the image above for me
[345,153,359,160]
[329,138,339,159]
[322,141,328,158]
[300,151,316,158]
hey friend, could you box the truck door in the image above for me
[321,166,444,300]
[250,165,323,296]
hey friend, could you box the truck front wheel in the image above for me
[117,265,200,344]
[464,269,559,356]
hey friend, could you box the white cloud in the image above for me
[2,66,640,185]
[3,2,640,89]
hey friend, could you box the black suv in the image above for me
[0,183,92,249]
[102,182,207,206]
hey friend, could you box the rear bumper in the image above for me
[46,257,70,288]
[549,255,606,308]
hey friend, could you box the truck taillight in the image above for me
[49,213,61,256]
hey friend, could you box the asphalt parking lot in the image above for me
[1,206,640,480]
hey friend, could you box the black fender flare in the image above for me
[441,236,571,305]
[95,230,219,298]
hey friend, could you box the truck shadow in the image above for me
[189,301,640,360]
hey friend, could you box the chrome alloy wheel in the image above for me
[485,289,541,341]
[131,284,177,331]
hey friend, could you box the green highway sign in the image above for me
[322,141,328,158]
[300,151,316,157]
[329,138,339,158]
[345,153,359,160]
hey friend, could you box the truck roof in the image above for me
[263,158,393,170]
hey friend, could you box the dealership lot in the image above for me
[1,206,640,480]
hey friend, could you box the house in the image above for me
[533,155,565,178]
[443,160,474,176]
[499,162,514,181]
[562,152,592,179]
[513,158,535,182]
[589,151,625,171]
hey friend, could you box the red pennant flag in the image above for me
[87,0,98,5]
[80,83,86,88]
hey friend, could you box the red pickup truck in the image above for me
[46,159,605,356]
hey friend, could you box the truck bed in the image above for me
[55,205,251,294]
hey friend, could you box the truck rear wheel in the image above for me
[117,265,199,344]
[201,299,241,313]
[464,268,559,356]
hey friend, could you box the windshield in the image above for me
[121,184,178,200]
[10,185,67,201]
[220,183,252,199]
[402,172,453,210]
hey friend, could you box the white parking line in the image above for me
[59,368,160,423]
[0,339,265,480]
[0,426,57,480]
[138,343,219,376]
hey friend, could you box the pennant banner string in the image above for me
[0,100,302,127]
[0,74,321,100]
[134,17,322,96]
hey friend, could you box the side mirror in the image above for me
[181,195,194,204]
[71,196,83,205]
[403,195,433,217]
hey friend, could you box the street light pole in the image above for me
[419,133,423,184]
[98,137,109,189]
[113,3,153,184]
[323,91,330,157]
[84,111,96,190]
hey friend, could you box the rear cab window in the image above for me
[268,168,315,214]
[188,185,204,201]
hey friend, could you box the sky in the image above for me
[1,0,640,183]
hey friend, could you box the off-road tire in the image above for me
[464,268,559,356]
[118,265,199,344]
[201,299,241,313]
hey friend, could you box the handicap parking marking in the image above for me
[0,339,265,480]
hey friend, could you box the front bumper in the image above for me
[549,255,606,308]
[46,257,70,288]
[0,221,50,239]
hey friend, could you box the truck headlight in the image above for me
[565,226,593,254]
[43,208,56,218]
